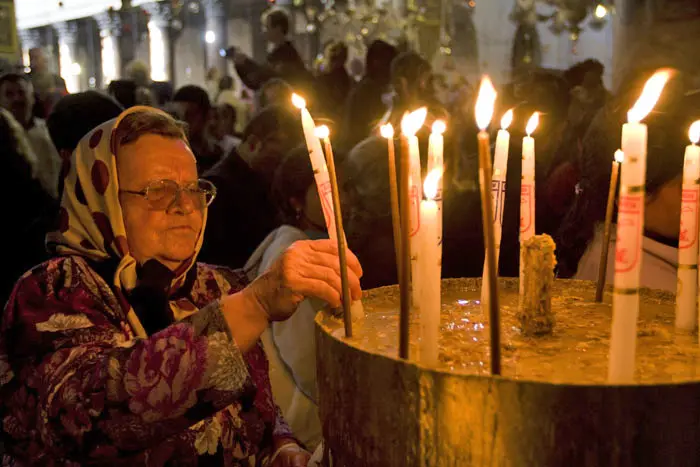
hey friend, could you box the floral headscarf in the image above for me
[46,106,207,338]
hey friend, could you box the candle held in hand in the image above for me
[482,109,513,305]
[609,69,672,384]
[419,169,443,366]
[676,121,700,330]
[475,76,501,375]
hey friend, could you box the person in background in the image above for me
[27,47,66,119]
[257,78,293,110]
[0,73,61,199]
[216,75,248,134]
[204,66,221,102]
[315,41,352,125]
[108,79,138,109]
[341,40,398,150]
[200,105,304,270]
[245,147,329,451]
[172,85,223,174]
[0,109,55,304]
[233,9,312,95]
[124,60,158,108]
[210,103,241,154]
[0,106,361,465]
[558,69,694,291]
[46,91,124,199]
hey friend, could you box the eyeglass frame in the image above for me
[120,178,217,210]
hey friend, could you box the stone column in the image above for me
[96,11,122,87]
[56,21,80,93]
[203,0,228,73]
[143,1,174,82]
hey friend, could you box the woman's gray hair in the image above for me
[114,110,187,147]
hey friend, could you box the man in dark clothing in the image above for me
[316,41,353,126]
[232,9,312,96]
[172,85,224,174]
[199,105,304,269]
[341,40,398,150]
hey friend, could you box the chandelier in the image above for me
[511,0,612,41]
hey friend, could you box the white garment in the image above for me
[25,118,60,199]
[245,226,323,450]
[575,224,678,292]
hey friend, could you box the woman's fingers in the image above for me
[307,240,364,278]
[290,276,342,308]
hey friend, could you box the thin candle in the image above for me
[475,76,501,375]
[676,121,700,330]
[381,123,402,278]
[482,109,513,305]
[427,120,446,266]
[609,69,672,384]
[315,125,353,337]
[595,150,624,302]
[419,169,443,366]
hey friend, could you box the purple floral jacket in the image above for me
[0,256,294,466]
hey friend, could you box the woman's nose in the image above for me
[167,189,196,215]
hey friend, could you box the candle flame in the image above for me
[627,69,672,123]
[475,76,497,131]
[614,149,624,163]
[432,120,446,135]
[401,107,428,137]
[380,123,394,139]
[314,125,330,139]
[526,112,539,136]
[423,169,443,200]
[501,109,514,130]
[291,93,307,110]
[689,121,700,144]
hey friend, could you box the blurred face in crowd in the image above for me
[118,135,204,270]
[247,129,302,185]
[0,79,34,127]
[264,16,285,44]
[173,101,208,141]
[301,185,325,231]
[29,48,48,74]
[210,104,236,140]
[645,176,682,241]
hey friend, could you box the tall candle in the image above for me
[419,169,442,366]
[402,108,428,311]
[427,120,446,263]
[381,124,402,277]
[609,69,671,384]
[482,109,513,304]
[595,150,624,303]
[676,121,700,330]
[520,112,539,243]
[475,76,501,376]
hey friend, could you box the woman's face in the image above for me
[117,134,204,270]
[303,184,326,231]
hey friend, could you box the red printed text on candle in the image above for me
[520,184,533,233]
[319,181,334,230]
[614,194,642,273]
[679,188,699,249]
[492,180,506,225]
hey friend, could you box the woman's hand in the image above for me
[245,240,363,322]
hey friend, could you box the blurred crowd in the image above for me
[2,5,693,455]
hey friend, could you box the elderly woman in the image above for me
[0,107,362,466]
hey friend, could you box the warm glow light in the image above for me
[500,109,514,130]
[432,120,446,135]
[627,69,672,123]
[614,149,624,163]
[595,4,608,18]
[526,112,540,136]
[70,62,82,76]
[423,169,443,200]
[401,107,428,137]
[314,125,330,139]
[380,123,394,139]
[689,121,700,144]
[205,30,216,44]
[101,35,117,86]
[475,76,497,131]
[291,93,307,109]
[149,22,167,81]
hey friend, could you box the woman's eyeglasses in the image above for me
[121,179,217,210]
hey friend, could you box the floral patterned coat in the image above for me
[0,256,294,466]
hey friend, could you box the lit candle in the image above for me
[292,93,336,237]
[419,169,443,366]
[595,150,624,303]
[676,120,700,330]
[381,123,402,277]
[520,112,539,243]
[402,108,428,311]
[482,109,513,305]
[428,120,446,265]
[609,69,672,384]
[475,76,501,375]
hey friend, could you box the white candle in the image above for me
[401,108,428,310]
[482,109,513,304]
[427,120,446,268]
[609,69,671,384]
[520,112,539,243]
[677,121,700,330]
[419,169,442,366]
[292,93,336,238]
